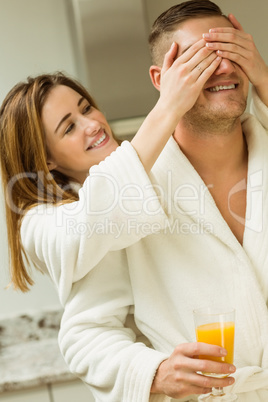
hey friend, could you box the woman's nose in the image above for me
[214,58,236,75]
[79,116,100,136]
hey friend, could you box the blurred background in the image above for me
[0,0,268,319]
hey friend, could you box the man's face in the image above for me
[173,16,249,127]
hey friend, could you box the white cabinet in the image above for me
[0,386,50,402]
[51,380,95,402]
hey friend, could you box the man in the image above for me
[59,1,268,401]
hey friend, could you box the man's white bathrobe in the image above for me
[23,90,268,401]
[59,90,268,402]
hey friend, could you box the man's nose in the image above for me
[214,58,236,75]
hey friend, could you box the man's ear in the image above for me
[149,65,162,91]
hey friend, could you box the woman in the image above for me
[0,41,222,303]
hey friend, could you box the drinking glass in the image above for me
[193,307,237,401]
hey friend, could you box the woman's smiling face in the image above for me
[42,84,118,183]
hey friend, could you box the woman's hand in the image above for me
[203,14,268,106]
[134,40,221,172]
[151,342,236,399]
[158,39,222,119]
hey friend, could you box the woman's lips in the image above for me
[87,132,108,150]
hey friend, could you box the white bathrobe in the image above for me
[58,89,268,402]
[22,89,268,401]
[21,141,169,305]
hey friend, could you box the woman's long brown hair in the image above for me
[0,72,100,291]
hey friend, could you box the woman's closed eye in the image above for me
[64,122,75,135]
[83,103,92,114]
[64,104,92,135]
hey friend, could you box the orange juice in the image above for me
[196,321,235,364]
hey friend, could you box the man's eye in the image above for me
[65,123,75,135]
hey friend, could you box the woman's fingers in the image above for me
[202,23,268,88]
[159,39,220,115]
[206,41,248,64]
[170,40,221,85]
[203,27,253,67]
[162,42,178,73]
[207,28,247,41]
[194,54,222,80]
[179,38,216,66]
[228,13,244,31]
[162,37,219,80]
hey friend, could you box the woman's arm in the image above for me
[21,41,221,302]
[21,39,222,301]
[131,40,222,172]
[21,141,169,304]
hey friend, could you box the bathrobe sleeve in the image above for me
[227,367,268,401]
[21,141,169,305]
[250,86,268,131]
[58,251,170,402]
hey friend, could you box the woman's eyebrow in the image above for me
[54,97,85,133]
[55,113,71,134]
[77,96,84,106]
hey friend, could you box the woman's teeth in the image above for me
[209,84,236,92]
[89,133,106,149]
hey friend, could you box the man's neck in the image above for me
[173,118,248,245]
[173,119,248,184]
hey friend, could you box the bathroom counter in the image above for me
[0,310,75,393]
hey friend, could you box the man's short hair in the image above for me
[148,0,227,66]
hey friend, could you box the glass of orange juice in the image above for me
[193,307,237,401]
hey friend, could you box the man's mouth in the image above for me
[208,84,236,92]
[88,133,107,149]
